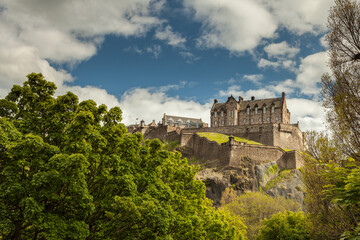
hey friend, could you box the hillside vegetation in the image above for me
[197,132,262,145]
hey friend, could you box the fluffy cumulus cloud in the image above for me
[183,0,332,53]
[264,41,300,59]
[155,25,186,48]
[260,0,331,34]
[243,74,264,85]
[287,98,325,131]
[0,0,164,103]
[120,87,211,125]
[295,52,329,96]
[183,0,277,52]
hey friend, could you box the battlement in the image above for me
[182,133,303,169]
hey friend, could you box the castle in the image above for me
[211,92,290,127]
[127,93,304,169]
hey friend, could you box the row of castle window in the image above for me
[213,116,279,126]
[247,105,274,115]
[214,106,275,118]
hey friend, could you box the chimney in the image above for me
[282,92,285,98]
[251,96,255,101]
[238,96,243,103]
[214,99,218,104]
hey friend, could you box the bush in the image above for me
[257,211,309,240]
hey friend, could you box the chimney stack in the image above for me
[251,96,255,101]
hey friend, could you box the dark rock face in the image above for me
[196,157,305,207]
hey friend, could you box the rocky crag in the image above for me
[179,145,305,208]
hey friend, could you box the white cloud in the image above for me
[219,85,277,99]
[146,45,162,59]
[295,51,329,96]
[264,41,299,59]
[120,87,211,125]
[243,74,263,85]
[155,25,186,48]
[0,0,164,107]
[260,0,331,34]
[258,58,280,68]
[183,0,331,53]
[179,51,201,63]
[184,0,277,53]
[287,98,325,131]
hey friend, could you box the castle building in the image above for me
[162,114,208,128]
[210,92,290,127]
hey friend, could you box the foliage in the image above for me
[163,140,180,152]
[222,192,301,240]
[257,211,309,240]
[322,160,360,239]
[197,132,262,145]
[321,0,360,160]
[0,73,243,239]
[264,170,293,191]
[303,131,358,239]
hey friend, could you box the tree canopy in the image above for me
[0,73,243,239]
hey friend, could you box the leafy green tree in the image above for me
[303,131,359,239]
[222,192,301,240]
[0,73,243,239]
[256,211,309,240]
[322,0,360,160]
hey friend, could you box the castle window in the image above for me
[250,118,254,123]
[221,120,224,125]
[271,105,275,113]
[228,122,232,126]
[247,106,250,115]
[243,119,247,123]
[263,106,266,113]
[214,112,217,117]
[276,116,279,122]
[255,106,258,115]
[221,111,224,117]
[259,117,262,122]
[229,110,234,118]
[267,117,270,122]
[214,120,217,126]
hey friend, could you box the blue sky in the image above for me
[0,0,333,131]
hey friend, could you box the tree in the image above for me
[303,131,359,239]
[256,211,309,240]
[222,192,301,240]
[0,73,243,239]
[322,0,360,160]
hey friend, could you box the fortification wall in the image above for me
[278,151,304,169]
[190,134,231,166]
[182,134,303,170]
[275,124,304,151]
[181,123,303,151]
[229,145,285,167]
[143,125,180,142]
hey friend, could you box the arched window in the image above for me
[255,104,258,115]
[263,105,266,113]
[214,120,218,126]
[271,104,275,113]
[247,105,250,115]
[214,112,217,117]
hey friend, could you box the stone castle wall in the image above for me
[184,134,303,169]
[180,123,303,151]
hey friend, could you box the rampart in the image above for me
[183,134,303,169]
[180,123,303,151]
